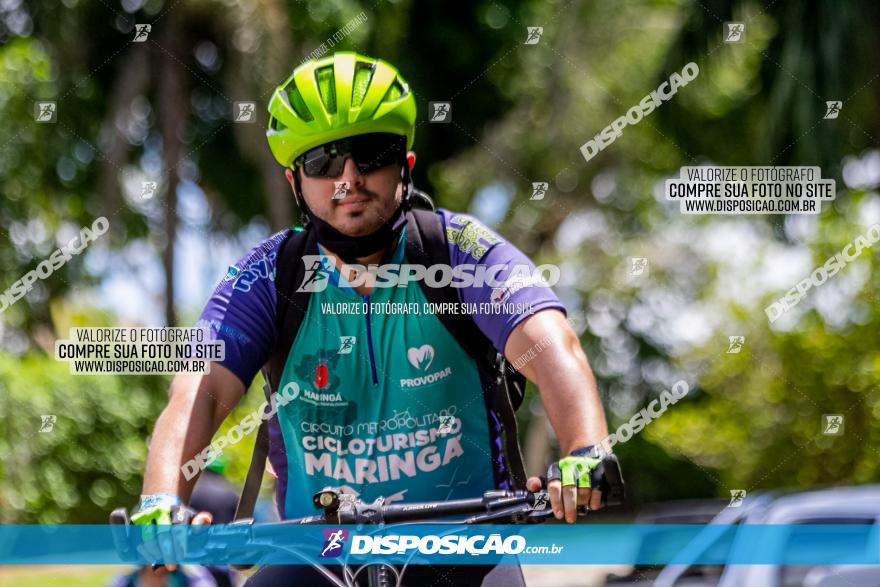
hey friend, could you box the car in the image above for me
[652,485,880,587]
[603,498,728,586]
[805,564,880,587]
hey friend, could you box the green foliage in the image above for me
[649,193,880,490]
[0,352,166,523]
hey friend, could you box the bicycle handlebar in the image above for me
[278,487,556,526]
[111,482,623,587]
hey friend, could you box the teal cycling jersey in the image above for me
[275,233,496,516]
[198,210,565,518]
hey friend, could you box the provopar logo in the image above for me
[401,345,452,389]
[407,344,435,371]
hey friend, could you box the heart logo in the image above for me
[407,345,435,371]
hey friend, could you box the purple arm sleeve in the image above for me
[194,230,290,389]
[439,209,566,353]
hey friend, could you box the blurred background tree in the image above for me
[0,0,878,522]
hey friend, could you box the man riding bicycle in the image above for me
[132,52,621,586]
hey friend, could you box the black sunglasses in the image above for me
[294,133,406,178]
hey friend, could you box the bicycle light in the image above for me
[313,488,341,512]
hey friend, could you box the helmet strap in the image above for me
[401,158,414,209]
[291,170,310,226]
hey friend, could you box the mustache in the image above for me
[333,185,378,201]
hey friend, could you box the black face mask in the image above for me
[305,202,407,264]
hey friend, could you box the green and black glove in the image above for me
[130,494,196,567]
[546,447,625,508]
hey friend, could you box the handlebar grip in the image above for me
[110,507,130,526]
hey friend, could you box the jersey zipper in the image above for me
[363,294,379,385]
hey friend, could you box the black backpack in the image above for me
[234,206,529,520]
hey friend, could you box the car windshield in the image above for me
[779,517,877,587]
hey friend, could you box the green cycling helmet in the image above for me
[267,51,417,168]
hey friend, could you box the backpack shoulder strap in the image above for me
[404,209,496,365]
[267,226,317,389]
[405,209,528,489]
[234,226,315,522]
[233,368,272,522]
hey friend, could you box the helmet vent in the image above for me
[315,66,337,114]
[286,87,314,122]
[382,80,406,103]
[352,62,375,108]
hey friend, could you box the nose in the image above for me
[338,157,365,189]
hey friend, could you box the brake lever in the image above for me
[110,507,137,561]
[110,507,163,571]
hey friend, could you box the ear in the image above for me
[286,167,307,213]
[406,151,416,171]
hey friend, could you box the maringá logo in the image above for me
[407,345,435,371]
[292,352,347,405]
[315,358,330,390]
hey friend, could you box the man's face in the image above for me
[286,156,407,237]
